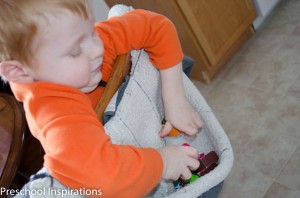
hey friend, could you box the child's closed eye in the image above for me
[69,47,82,58]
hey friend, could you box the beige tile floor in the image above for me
[193,0,300,197]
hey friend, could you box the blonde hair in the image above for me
[0,0,89,65]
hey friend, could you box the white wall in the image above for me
[253,0,281,28]
[92,0,110,22]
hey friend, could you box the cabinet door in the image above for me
[176,0,256,66]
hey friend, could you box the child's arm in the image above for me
[160,62,202,137]
[95,9,202,136]
[10,82,162,197]
[95,9,184,82]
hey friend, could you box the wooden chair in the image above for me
[0,93,26,192]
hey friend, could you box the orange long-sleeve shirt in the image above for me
[11,10,183,197]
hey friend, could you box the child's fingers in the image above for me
[160,121,173,137]
[183,146,198,158]
[183,147,200,174]
[180,168,192,181]
[188,158,200,171]
[183,124,199,136]
[183,114,203,136]
[194,113,203,129]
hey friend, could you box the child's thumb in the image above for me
[160,121,173,137]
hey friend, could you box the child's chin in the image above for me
[81,84,98,93]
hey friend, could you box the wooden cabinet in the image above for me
[105,0,256,83]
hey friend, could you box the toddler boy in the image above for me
[0,0,202,197]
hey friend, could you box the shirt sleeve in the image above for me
[11,82,163,198]
[94,9,184,82]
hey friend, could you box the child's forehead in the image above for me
[32,9,92,50]
[38,8,92,31]
[35,1,92,21]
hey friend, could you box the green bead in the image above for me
[189,174,199,183]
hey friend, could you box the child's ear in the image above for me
[0,60,34,83]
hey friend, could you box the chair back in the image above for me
[0,93,25,190]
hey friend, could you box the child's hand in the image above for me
[160,96,202,137]
[160,62,202,137]
[158,145,200,181]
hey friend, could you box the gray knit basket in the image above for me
[103,47,233,197]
